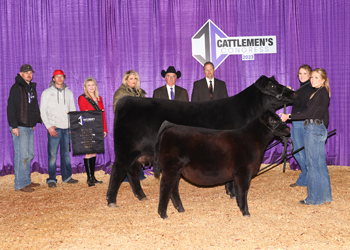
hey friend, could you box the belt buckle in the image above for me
[314,119,321,125]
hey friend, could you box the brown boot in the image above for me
[28,182,40,188]
[18,186,35,192]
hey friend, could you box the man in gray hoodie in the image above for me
[40,70,78,187]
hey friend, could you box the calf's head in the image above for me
[254,75,297,109]
[261,110,290,137]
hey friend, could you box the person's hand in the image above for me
[48,127,58,137]
[33,127,35,131]
[279,113,289,122]
[104,132,107,138]
[12,128,19,136]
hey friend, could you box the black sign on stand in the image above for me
[69,111,105,156]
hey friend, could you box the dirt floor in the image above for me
[1,164,350,249]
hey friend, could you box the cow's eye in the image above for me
[270,83,276,89]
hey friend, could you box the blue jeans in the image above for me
[123,168,146,182]
[47,128,73,183]
[291,121,307,186]
[304,123,332,204]
[10,126,34,190]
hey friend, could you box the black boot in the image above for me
[84,158,95,187]
[91,157,102,184]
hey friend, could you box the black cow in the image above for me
[154,111,291,218]
[107,75,296,207]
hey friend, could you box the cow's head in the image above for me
[261,110,290,137]
[254,75,297,109]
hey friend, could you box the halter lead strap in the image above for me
[266,120,284,133]
[254,83,286,100]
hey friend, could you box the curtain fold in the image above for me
[1,0,349,176]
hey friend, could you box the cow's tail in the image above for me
[154,120,173,179]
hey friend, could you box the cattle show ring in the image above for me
[2,76,348,249]
[2,1,349,249]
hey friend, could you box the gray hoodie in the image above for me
[40,81,76,129]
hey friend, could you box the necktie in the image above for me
[209,81,213,100]
[170,87,174,100]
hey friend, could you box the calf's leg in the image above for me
[158,172,180,219]
[225,181,236,199]
[233,173,251,217]
[170,175,184,213]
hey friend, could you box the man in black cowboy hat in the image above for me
[153,66,189,102]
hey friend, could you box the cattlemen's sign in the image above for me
[216,36,276,61]
[69,111,104,156]
[216,36,276,53]
[192,19,277,67]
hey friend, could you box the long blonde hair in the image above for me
[84,76,100,99]
[313,68,331,97]
[122,70,141,90]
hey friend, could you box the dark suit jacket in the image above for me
[191,78,228,102]
[153,85,189,102]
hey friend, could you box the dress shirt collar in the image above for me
[166,84,175,100]
[206,77,215,91]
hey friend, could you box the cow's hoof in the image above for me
[108,203,119,208]
[177,207,185,213]
[230,195,236,199]
[138,196,148,201]
[160,214,168,219]
[243,213,250,217]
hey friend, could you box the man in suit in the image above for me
[191,61,228,102]
[153,66,189,102]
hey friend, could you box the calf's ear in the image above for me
[270,76,276,81]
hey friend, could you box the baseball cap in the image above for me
[52,69,65,77]
[20,64,34,73]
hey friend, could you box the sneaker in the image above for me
[18,186,35,192]
[299,200,310,205]
[66,178,78,184]
[48,182,56,188]
[28,182,40,188]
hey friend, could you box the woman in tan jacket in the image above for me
[113,70,147,181]
[113,70,146,113]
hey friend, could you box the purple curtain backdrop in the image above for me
[1,0,349,176]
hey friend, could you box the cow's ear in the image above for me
[270,76,276,81]
[254,75,268,91]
